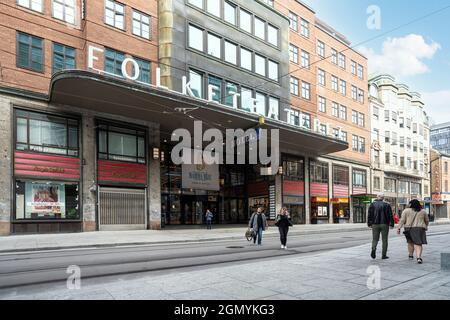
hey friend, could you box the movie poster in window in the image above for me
[25,183,66,219]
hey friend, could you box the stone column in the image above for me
[148,123,161,230]
[328,161,334,224]
[82,115,97,232]
[304,157,310,224]
[0,97,12,236]
[349,165,354,223]
[158,0,173,89]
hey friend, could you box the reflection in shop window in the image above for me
[15,180,79,220]
[15,110,79,156]
[225,82,238,107]
[208,76,222,103]
[98,124,146,164]
[283,159,304,181]
[189,70,203,98]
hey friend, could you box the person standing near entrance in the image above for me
[205,209,213,230]
[276,207,293,250]
[368,193,395,260]
[397,199,429,264]
[248,207,268,246]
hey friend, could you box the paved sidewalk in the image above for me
[1,220,449,253]
[1,226,449,300]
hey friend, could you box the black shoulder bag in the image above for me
[403,211,419,240]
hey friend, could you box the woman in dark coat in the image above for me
[276,207,293,250]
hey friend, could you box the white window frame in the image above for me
[105,0,125,30]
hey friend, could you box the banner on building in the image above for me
[182,163,220,191]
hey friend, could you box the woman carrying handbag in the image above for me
[397,199,429,264]
[275,207,293,250]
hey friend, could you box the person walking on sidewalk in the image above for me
[205,209,213,230]
[248,207,268,246]
[368,193,395,260]
[397,199,429,264]
[275,207,293,250]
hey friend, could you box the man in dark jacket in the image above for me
[368,193,394,259]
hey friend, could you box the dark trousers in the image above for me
[206,220,212,230]
[372,224,389,257]
[279,226,289,246]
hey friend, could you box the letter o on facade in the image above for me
[121,58,140,81]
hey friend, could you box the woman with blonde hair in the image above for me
[397,199,429,264]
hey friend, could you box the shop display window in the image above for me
[15,180,80,220]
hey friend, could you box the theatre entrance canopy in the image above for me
[49,70,348,157]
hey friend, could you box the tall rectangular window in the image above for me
[105,0,124,30]
[189,70,203,98]
[317,40,325,58]
[104,48,124,76]
[290,77,299,96]
[300,19,309,38]
[268,24,278,47]
[255,92,266,116]
[289,12,298,32]
[268,97,279,120]
[133,57,151,84]
[224,1,236,25]
[359,137,365,153]
[331,76,338,91]
[301,82,310,100]
[53,0,75,24]
[352,135,358,151]
[17,32,44,72]
[301,50,310,69]
[225,82,238,107]
[338,53,346,69]
[188,24,204,51]
[254,17,266,40]
[132,10,151,39]
[241,87,252,111]
[351,60,357,75]
[357,64,364,79]
[352,169,367,188]
[224,41,237,64]
[340,105,347,120]
[352,110,358,124]
[331,49,337,64]
[332,102,338,117]
[318,96,326,113]
[255,54,266,77]
[52,43,76,74]
[208,76,222,103]
[351,86,357,100]
[340,80,346,96]
[289,44,298,64]
[206,0,221,17]
[358,113,365,127]
[318,69,325,86]
[268,60,278,81]
[18,0,42,12]
[208,33,222,59]
[239,9,252,33]
[240,47,252,71]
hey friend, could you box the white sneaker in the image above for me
[281,245,285,249]
[284,246,288,250]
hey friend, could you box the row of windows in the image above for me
[15,109,147,164]
[188,24,279,82]
[188,0,279,48]
[17,0,152,40]
[377,178,422,195]
[317,40,365,80]
[383,152,426,172]
[288,11,310,38]
[16,32,151,84]
[310,161,367,188]
[351,135,366,154]
[18,0,75,24]
[188,69,280,119]
[374,108,428,138]
[326,73,365,104]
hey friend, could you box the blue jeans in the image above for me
[206,220,212,229]
[254,227,263,245]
